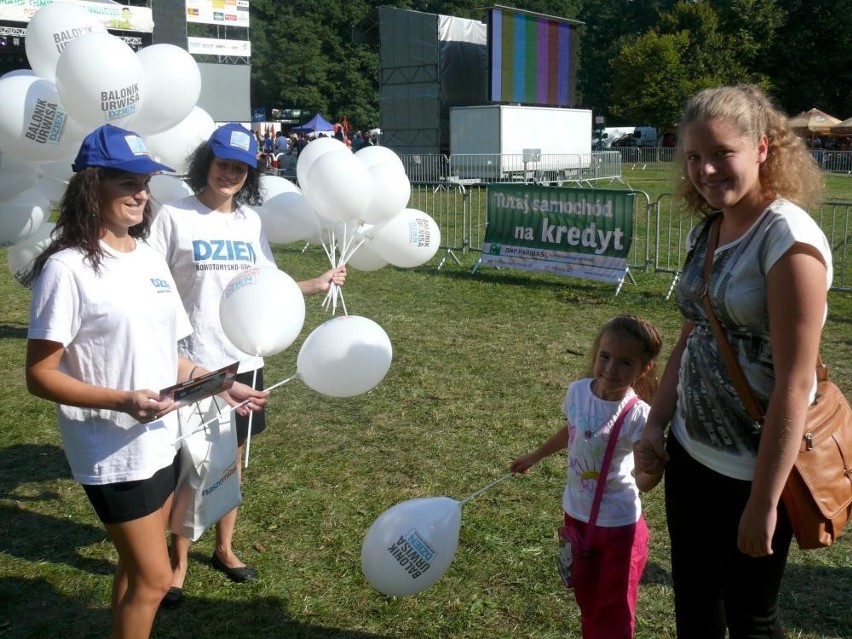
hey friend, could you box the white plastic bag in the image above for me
[169,397,241,541]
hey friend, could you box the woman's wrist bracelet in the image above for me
[188,365,199,381]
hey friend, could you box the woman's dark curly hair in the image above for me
[183,142,263,207]
[30,167,153,278]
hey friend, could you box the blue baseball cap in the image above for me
[72,124,174,174]
[208,123,258,166]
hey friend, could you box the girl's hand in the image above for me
[124,390,179,424]
[221,381,269,416]
[738,497,776,557]
[510,453,537,474]
[633,438,666,475]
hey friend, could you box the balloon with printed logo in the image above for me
[131,44,202,135]
[258,190,322,244]
[25,2,107,82]
[7,222,55,287]
[361,497,462,596]
[304,150,372,223]
[296,315,392,397]
[360,161,411,225]
[143,106,216,175]
[0,154,41,201]
[55,32,144,129]
[295,136,348,188]
[0,75,87,162]
[0,186,50,247]
[219,267,306,357]
[370,208,441,268]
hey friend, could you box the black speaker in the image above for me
[151,2,186,47]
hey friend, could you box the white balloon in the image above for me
[55,32,144,129]
[370,208,441,268]
[304,151,372,223]
[260,174,300,201]
[35,175,68,205]
[355,145,405,171]
[345,238,388,272]
[219,267,306,357]
[360,162,411,225]
[144,106,216,175]
[0,69,36,81]
[0,154,41,201]
[148,175,193,210]
[0,75,87,162]
[7,222,55,287]
[131,45,201,135]
[361,497,462,596]
[295,136,349,188]
[25,2,106,81]
[0,186,50,247]
[258,191,321,244]
[297,315,392,397]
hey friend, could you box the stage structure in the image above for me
[367,6,488,155]
[366,6,582,157]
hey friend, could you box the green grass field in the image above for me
[1,169,850,638]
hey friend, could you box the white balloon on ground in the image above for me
[0,186,50,246]
[355,145,406,172]
[144,106,216,175]
[55,32,144,129]
[297,315,392,397]
[0,75,87,161]
[148,175,193,210]
[360,162,411,225]
[219,267,306,357]
[25,2,106,81]
[260,174,299,201]
[304,151,372,223]
[295,136,349,188]
[131,44,201,135]
[259,191,321,244]
[6,221,54,287]
[361,497,462,596]
[370,208,441,268]
[0,155,41,201]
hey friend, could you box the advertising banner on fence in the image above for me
[0,0,154,31]
[478,184,635,284]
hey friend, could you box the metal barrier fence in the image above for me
[399,153,852,293]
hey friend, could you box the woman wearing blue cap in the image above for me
[149,122,345,604]
[25,124,268,639]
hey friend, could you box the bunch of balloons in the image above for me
[0,2,214,282]
[257,139,443,312]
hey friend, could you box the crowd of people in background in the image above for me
[253,120,377,171]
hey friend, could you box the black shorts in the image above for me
[235,368,266,446]
[82,453,180,525]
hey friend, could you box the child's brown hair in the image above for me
[587,315,662,403]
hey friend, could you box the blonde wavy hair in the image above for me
[675,84,823,218]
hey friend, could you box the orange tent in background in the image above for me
[789,108,841,135]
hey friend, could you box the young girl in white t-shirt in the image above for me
[511,315,663,639]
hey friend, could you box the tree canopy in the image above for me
[247,0,850,132]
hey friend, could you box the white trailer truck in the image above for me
[449,105,592,182]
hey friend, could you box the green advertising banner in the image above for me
[478,184,636,284]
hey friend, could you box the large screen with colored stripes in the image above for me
[488,7,576,107]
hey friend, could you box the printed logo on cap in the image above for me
[229,130,252,151]
[124,134,149,156]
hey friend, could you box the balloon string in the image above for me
[243,367,259,468]
[458,472,514,506]
[174,372,298,444]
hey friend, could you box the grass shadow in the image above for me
[0,444,69,500]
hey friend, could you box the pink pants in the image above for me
[565,512,650,639]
